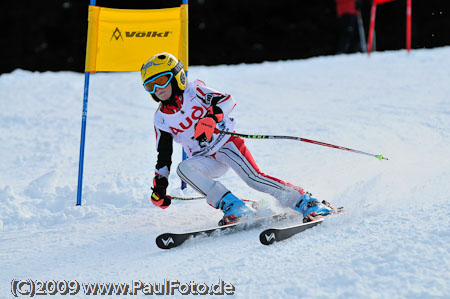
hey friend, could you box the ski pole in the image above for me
[171,196,205,201]
[218,130,388,161]
[171,196,261,209]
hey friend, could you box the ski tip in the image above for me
[259,229,277,245]
[156,233,177,250]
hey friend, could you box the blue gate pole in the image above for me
[76,0,96,206]
[181,71,188,190]
[76,72,91,205]
[181,0,188,190]
[181,149,187,189]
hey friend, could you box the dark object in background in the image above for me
[335,0,362,54]
[1,0,450,73]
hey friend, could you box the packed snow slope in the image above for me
[1,47,449,298]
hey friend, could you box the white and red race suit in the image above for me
[153,80,304,208]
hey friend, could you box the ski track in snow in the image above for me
[1,48,450,298]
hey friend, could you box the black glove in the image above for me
[151,176,172,209]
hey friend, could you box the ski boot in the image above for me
[217,192,251,225]
[294,192,334,223]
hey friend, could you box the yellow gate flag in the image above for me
[85,5,188,73]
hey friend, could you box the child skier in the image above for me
[142,52,334,224]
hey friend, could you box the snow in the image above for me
[1,47,450,298]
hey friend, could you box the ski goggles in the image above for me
[143,72,173,94]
